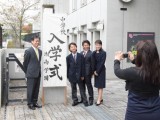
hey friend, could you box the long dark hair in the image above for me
[135,40,160,85]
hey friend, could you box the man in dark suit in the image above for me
[66,42,88,107]
[80,40,94,105]
[23,36,42,110]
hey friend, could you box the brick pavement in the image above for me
[1,79,127,120]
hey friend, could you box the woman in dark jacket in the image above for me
[92,40,106,106]
[114,40,160,120]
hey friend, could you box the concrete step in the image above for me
[8,79,27,104]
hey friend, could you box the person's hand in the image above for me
[115,51,123,61]
[94,71,98,76]
[81,77,84,80]
[92,74,94,77]
[128,51,134,61]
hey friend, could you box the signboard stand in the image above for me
[41,8,67,105]
[64,86,67,105]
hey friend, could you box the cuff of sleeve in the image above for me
[95,71,98,76]
[114,59,120,64]
[131,59,135,64]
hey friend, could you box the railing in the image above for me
[5,53,27,105]
[7,53,25,72]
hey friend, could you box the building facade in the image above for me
[65,0,160,79]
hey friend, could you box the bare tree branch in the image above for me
[24,0,40,11]
[0,0,40,48]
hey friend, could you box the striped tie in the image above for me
[74,54,76,63]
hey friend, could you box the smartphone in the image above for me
[123,53,128,58]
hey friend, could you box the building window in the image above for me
[73,35,77,44]
[72,0,77,11]
[81,0,87,7]
[91,32,94,50]
[91,31,100,51]
[83,33,87,40]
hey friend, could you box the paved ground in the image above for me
[1,79,128,120]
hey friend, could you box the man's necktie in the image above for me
[35,48,39,61]
[74,54,76,63]
[83,52,86,57]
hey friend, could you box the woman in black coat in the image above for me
[92,40,106,106]
[114,40,160,120]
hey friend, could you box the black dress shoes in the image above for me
[78,100,83,103]
[72,102,79,106]
[84,102,89,107]
[89,101,93,106]
[28,104,36,110]
[34,103,42,108]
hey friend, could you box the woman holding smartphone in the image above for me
[114,40,160,120]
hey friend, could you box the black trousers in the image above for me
[81,75,94,101]
[70,81,88,104]
[27,76,41,105]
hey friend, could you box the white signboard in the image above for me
[42,9,67,87]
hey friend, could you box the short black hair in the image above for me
[82,40,90,46]
[31,35,40,41]
[95,40,102,45]
[68,42,77,50]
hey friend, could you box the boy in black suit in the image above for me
[80,40,94,105]
[66,42,88,107]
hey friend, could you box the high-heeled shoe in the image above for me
[95,101,101,106]
[96,102,101,106]
[100,99,103,103]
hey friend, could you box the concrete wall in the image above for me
[42,0,69,14]
[5,49,25,79]
[106,0,124,78]
[107,0,160,78]
[43,87,66,104]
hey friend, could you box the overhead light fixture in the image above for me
[120,0,133,3]
[96,22,104,30]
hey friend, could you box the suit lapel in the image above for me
[85,50,90,58]
[76,53,79,63]
[80,51,83,55]
[70,53,79,63]
[38,49,41,61]
[70,54,74,62]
